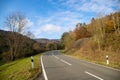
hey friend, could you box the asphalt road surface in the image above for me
[41,50,120,80]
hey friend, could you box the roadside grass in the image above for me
[70,53,120,69]
[0,53,41,80]
[61,50,120,70]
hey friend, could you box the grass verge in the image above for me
[0,53,41,80]
[62,50,120,70]
[68,54,120,69]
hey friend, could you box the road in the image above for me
[41,50,120,80]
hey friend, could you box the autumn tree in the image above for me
[61,31,75,50]
[60,32,69,48]
[112,12,120,35]
[87,12,120,51]
[74,23,91,40]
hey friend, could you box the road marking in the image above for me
[65,55,120,72]
[52,54,59,59]
[60,59,72,66]
[85,71,103,80]
[54,55,59,59]
[41,55,48,80]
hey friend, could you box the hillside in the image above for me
[0,30,9,53]
[61,11,120,69]
[0,30,62,62]
[0,30,43,62]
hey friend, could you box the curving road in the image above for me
[41,50,120,80]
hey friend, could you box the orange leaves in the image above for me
[74,23,91,40]
[104,19,114,32]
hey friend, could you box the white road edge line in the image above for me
[60,59,72,66]
[41,55,48,80]
[85,71,104,80]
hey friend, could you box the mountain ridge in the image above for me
[35,38,60,44]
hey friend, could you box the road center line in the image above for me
[60,59,72,66]
[85,71,103,80]
[54,56,59,59]
[53,55,59,59]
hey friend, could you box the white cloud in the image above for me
[41,24,62,32]
[32,0,119,38]
[51,0,119,14]
[36,23,67,33]
[32,10,90,38]
[75,0,116,14]
[33,23,70,38]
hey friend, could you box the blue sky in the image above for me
[0,0,119,39]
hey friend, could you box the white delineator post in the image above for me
[106,55,109,64]
[31,56,34,68]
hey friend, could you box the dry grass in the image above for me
[63,39,120,69]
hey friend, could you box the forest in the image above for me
[61,11,120,68]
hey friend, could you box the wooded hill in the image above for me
[0,30,39,62]
[61,11,120,68]
[0,30,61,62]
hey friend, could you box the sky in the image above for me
[0,0,120,39]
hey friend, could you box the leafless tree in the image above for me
[26,31,35,39]
[112,12,120,35]
[4,12,28,61]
